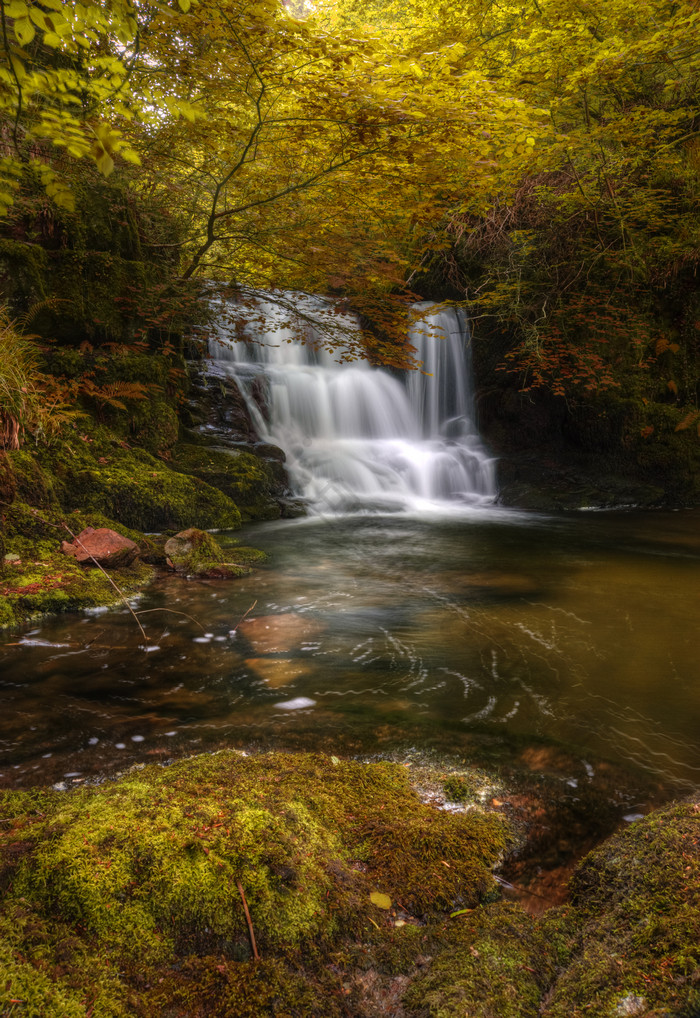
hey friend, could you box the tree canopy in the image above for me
[0,0,698,386]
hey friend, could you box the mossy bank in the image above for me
[0,750,698,1018]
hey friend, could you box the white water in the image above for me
[209,292,496,513]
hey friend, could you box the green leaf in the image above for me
[370,891,391,910]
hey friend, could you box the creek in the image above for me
[1,299,698,811]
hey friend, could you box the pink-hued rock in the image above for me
[238,613,325,654]
[61,527,139,568]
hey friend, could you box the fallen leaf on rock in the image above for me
[370,891,391,910]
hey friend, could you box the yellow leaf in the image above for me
[95,148,115,176]
[42,32,62,47]
[14,17,35,46]
[370,891,391,910]
[178,0,192,10]
[5,0,28,17]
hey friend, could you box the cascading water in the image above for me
[208,292,496,513]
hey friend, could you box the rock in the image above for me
[244,657,315,688]
[61,527,139,568]
[164,527,249,579]
[238,612,325,654]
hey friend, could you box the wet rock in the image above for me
[238,612,325,654]
[61,526,139,568]
[245,657,315,687]
[164,528,249,579]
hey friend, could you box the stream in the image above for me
[2,506,699,801]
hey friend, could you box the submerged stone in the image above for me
[245,656,315,687]
[238,612,325,654]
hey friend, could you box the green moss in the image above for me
[7,449,61,507]
[0,752,508,1015]
[3,501,159,561]
[164,527,251,578]
[542,802,700,1017]
[404,903,559,1018]
[0,237,49,307]
[170,442,281,520]
[442,774,480,804]
[35,431,242,532]
[0,548,153,629]
[126,398,179,455]
[224,544,268,566]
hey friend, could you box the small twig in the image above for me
[231,600,257,633]
[134,608,206,631]
[237,880,260,960]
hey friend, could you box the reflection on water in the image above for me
[1,508,699,794]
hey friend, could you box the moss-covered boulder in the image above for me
[28,430,242,533]
[164,528,250,579]
[0,751,508,1017]
[405,799,700,1018]
[541,800,700,1018]
[170,442,282,521]
[0,502,161,628]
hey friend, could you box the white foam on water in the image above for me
[274,697,317,710]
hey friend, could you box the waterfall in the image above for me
[208,292,496,513]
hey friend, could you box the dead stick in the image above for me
[231,600,257,633]
[135,608,206,631]
[237,881,260,960]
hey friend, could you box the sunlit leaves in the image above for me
[0,0,175,209]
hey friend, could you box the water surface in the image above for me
[1,508,698,795]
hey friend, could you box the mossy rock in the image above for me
[0,548,153,629]
[541,801,700,1017]
[35,432,242,533]
[164,528,250,578]
[0,751,509,1016]
[170,442,282,520]
[3,502,160,563]
[404,902,561,1018]
[405,800,700,1018]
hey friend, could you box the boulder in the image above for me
[238,612,325,654]
[164,527,249,579]
[61,526,139,568]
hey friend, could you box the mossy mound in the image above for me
[164,528,251,578]
[25,429,242,533]
[0,751,508,1017]
[541,800,700,1018]
[404,902,561,1018]
[3,501,157,558]
[0,547,153,630]
[170,442,282,521]
[0,502,162,627]
[405,799,700,1018]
